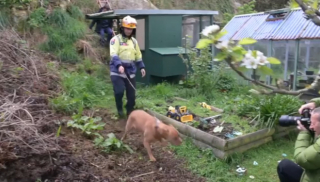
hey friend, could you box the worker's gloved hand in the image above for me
[118,66,124,74]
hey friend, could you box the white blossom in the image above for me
[215,40,229,49]
[256,51,269,65]
[201,25,220,36]
[241,50,259,69]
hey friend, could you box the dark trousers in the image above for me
[111,75,136,116]
[100,27,113,45]
[277,159,303,182]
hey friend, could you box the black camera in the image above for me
[279,109,311,129]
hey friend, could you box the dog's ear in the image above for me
[158,127,169,137]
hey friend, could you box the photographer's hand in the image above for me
[299,102,316,114]
[297,120,307,131]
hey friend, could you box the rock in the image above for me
[234,1,242,9]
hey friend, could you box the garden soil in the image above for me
[0,30,205,182]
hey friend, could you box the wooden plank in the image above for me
[225,136,273,156]
[273,128,298,140]
[226,128,275,150]
[275,126,296,133]
[146,109,227,150]
[191,138,227,159]
[179,133,226,159]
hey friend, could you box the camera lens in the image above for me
[279,115,301,127]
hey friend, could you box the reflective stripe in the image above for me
[136,59,143,62]
[110,56,135,64]
[121,60,134,63]
[110,72,135,78]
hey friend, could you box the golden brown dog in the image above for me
[121,110,182,161]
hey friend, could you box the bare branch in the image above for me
[295,0,320,26]
[225,59,312,95]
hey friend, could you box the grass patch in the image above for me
[28,6,87,63]
[171,134,296,182]
[52,66,302,135]
[49,70,114,114]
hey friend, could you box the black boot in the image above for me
[126,108,134,117]
[118,110,125,119]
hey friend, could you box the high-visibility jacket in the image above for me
[109,34,145,78]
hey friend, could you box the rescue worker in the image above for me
[89,4,114,46]
[109,15,146,117]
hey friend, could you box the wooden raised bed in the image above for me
[146,109,298,159]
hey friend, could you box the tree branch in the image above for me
[295,0,320,26]
[225,59,312,95]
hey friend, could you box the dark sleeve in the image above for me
[89,19,97,29]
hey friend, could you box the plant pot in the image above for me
[306,71,314,75]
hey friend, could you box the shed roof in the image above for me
[86,9,219,19]
[220,8,320,41]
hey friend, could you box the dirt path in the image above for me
[0,110,206,182]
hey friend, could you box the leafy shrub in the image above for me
[255,94,303,128]
[180,45,221,99]
[232,94,303,128]
[94,133,134,154]
[28,7,47,27]
[67,108,105,136]
[214,63,238,92]
[66,5,84,20]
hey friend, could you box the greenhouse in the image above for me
[220,7,320,95]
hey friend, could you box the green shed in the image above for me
[86,9,219,85]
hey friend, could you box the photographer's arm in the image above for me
[294,131,320,170]
[310,97,320,107]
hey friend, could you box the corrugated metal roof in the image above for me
[251,19,283,40]
[271,9,309,40]
[220,15,252,41]
[220,8,320,41]
[299,16,320,39]
[232,14,268,40]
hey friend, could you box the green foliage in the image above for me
[0,0,31,7]
[0,9,11,29]
[180,46,220,99]
[223,0,257,24]
[28,7,86,63]
[215,71,237,92]
[180,39,240,98]
[255,94,303,128]
[56,45,81,63]
[72,0,99,14]
[50,71,111,114]
[94,133,134,154]
[238,0,257,14]
[28,7,47,27]
[67,108,105,136]
[229,94,303,128]
[196,27,281,81]
[66,5,85,20]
